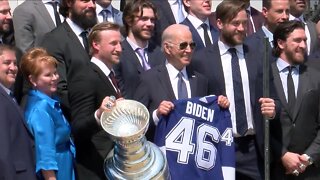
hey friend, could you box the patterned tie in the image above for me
[109,71,121,98]
[200,23,211,47]
[246,10,254,36]
[80,31,89,53]
[49,1,61,26]
[177,72,188,99]
[136,48,151,71]
[229,48,248,136]
[287,66,296,116]
[101,9,110,22]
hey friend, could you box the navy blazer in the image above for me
[181,17,219,52]
[114,39,165,99]
[134,65,208,140]
[0,86,36,180]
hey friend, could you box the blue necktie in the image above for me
[177,72,188,99]
[101,9,110,22]
[177,0,185,23]
[9,91,17,103]
[136,48,151,71]
[229,48,248,136]
[80,31,89,54]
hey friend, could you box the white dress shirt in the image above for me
[42,0,63,26]
[218,40,254,136]
[66,18,87,49]
[168,0,187,23]
[96,3,114,23]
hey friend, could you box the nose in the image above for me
[300,40,307,49]
[87,0,96,8]
[116,43,122,53]
[6,11,12,20]
[53,73,59,80]
[281,11,289,21]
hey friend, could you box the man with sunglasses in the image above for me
[114,0,165,101]
[134,24,230,141]
[191,1,279,179]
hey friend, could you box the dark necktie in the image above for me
[246,10,254,36]
[229,48,248,136]
[9,91,17,103]
[136,48,151,71]
[201,23,211,47]
[287,66,296,116]
[109,71,121,98]
[101,9,110,22]
[177,72,188,99]
[49,1,61,26]
[80,31,89,54]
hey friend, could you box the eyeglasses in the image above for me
[168,41,196,50]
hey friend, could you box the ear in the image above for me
[277,39,285,50]
[216,19,223,31]
[66,0,73,8]
[163,42,171,55]
[183,0,190,8]
[92,41,100,52]
[262,7,268,18]
[28,75,37,87]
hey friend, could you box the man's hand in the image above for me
[217,95,230,109]
[282,152,306,175]
[259,98,275,119]
[156,100,174,118]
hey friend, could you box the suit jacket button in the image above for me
[293,123,295,127]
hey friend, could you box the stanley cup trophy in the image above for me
[100,100,170,180]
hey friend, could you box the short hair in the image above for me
[20,48,58,83]
[0,44,16,56]
[215,0,247,23]
[88,22,120,54]
[272,21,305,57]
[263,0,272,9]
[122,0,157,36]
[59,0,75,17]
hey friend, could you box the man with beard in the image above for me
[40,0,97,120]
[191,1,278,179]
[181,0,218,51]
[245,0,289,61]
[69,22,122,180]
[114,0,165,100]
[0,0,14,45]
[289,0,319,55]
[270,20,320,179]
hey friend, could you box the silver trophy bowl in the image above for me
[100,100,170,180]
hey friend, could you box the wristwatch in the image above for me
[303,154,313,165]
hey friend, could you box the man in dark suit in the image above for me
[270,20,320,179]
[114,0,165,99]
[151,0,187,46]
[40,0,97,119]
[181,0,218,51]
[134,24,229,141]
[95,0,123,25]
[0,45,36,180]
[289,0,319,55]
[69,22,122,180]
[240,0,264,35]
[191,1,277,179]
[13,0,63,53]
[245,0,289,61]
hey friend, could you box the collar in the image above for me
[166,61,187,80]
[66,18,86,36]
[289,14,306,24]
[91,56,112,77]
[0,83,11,95]
[168,0,179,5]
[29,89,60,109]
[187,14,210,28]
[246,6,251,14]
[96,3,113,15]
[276,57,300,72]
[126,37,149,50]
[218,40,244,56]
[261,25,273,42]
[42,0,60,4]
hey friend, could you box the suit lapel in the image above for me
[157,66,176,101]
[271,63,289,111]
[243,44,257,106]
[182,18,205,50]
[160,1,176,24]
[34,1,55,29]
[187,67,198,97]
[90,63,117,95]
[122,40,144,72]
[111,7,123,26]
[292,65,308,121]
[63,22,89,59]
[210,43,226,94]
[306,21,318,53]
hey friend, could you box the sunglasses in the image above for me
[168,41,196,50]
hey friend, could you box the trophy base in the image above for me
[104,142,170,180]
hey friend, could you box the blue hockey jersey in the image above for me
[154,95,235,180]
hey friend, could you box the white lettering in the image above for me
[184,101,214,122]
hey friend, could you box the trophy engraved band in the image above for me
[100,100,170,179]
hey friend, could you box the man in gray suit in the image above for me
[95,0,122,26]
[13,0,63,53]
[270,20,320,179]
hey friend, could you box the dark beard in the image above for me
[71,8,97,30]
[221,30,245,47]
